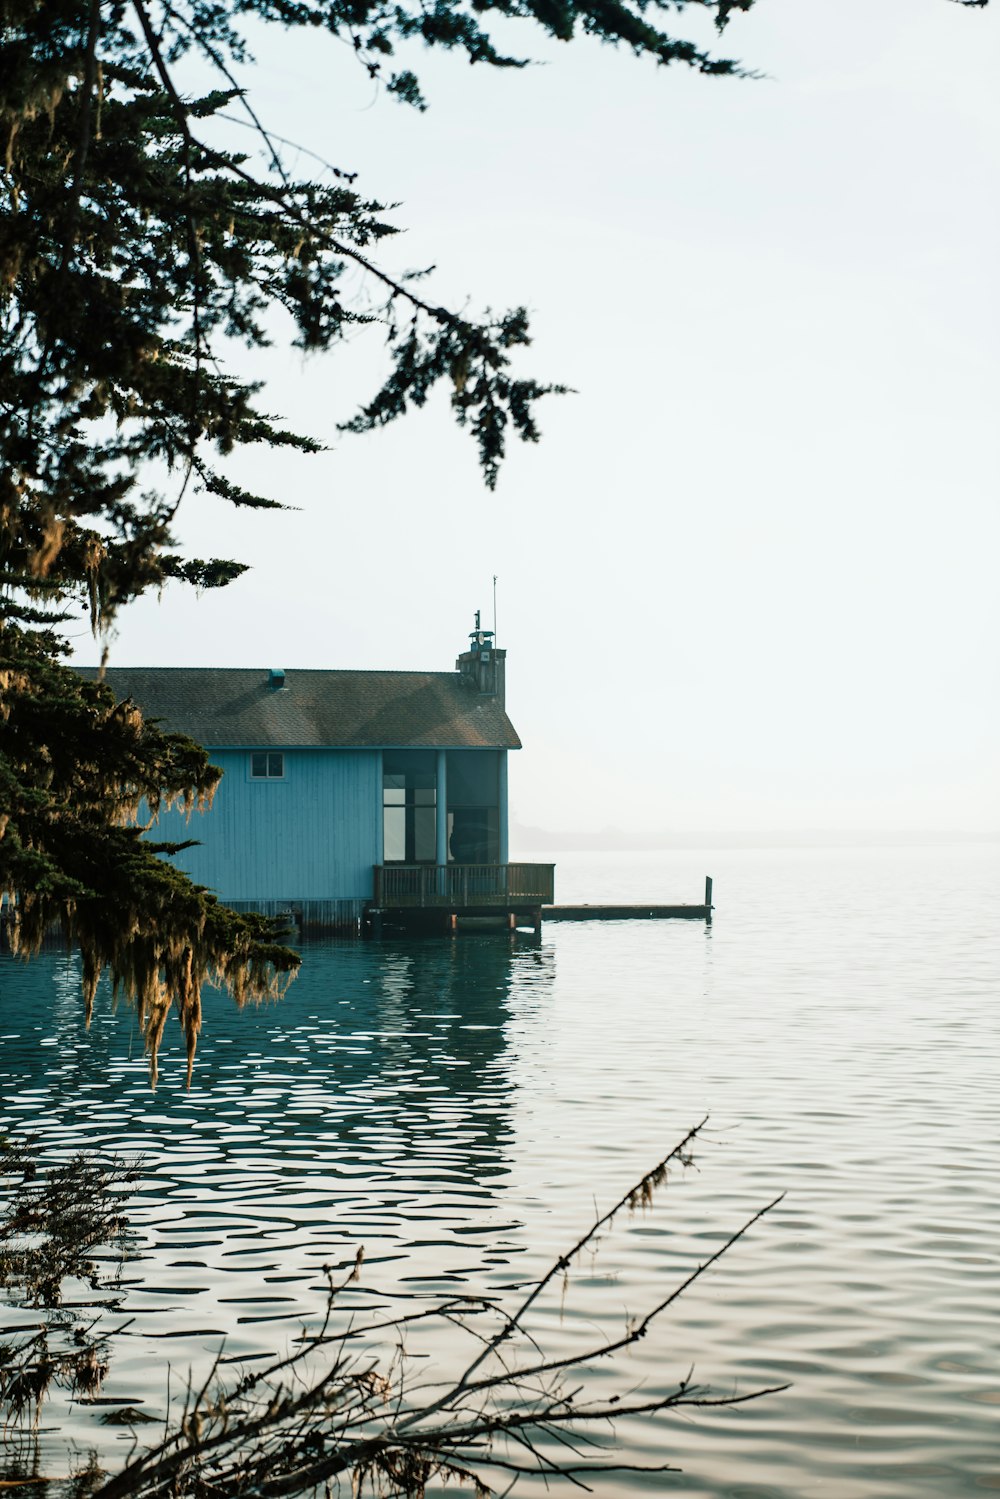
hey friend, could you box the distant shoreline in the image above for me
[510,826,1000,853]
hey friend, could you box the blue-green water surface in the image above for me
[1,843,998,1496]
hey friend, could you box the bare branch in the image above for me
[86,1129,785,1499]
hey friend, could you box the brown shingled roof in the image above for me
[73,667,522,750]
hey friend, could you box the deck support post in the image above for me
[436,750,448,892]
[498,751,509,864]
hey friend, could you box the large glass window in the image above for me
[383,751,436,863]
[447,750,500,864]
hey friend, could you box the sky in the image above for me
[70,0,1000,839]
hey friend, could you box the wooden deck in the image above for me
[370,863,555,930]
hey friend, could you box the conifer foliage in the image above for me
[0,626,299,1084]
[0,1135,137,1426]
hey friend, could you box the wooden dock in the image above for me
[544,903,710,921]
[543,878,714,923]
[365,872,713,933]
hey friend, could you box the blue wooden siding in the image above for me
[151,749,381,902]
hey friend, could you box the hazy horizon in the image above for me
[509,821,1000,851]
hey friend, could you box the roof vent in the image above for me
[468,609,494,656]
[268,668,286,691]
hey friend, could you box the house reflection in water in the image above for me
[0,935,561,1468]
[0,936,557,1263]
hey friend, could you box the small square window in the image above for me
[251,751,284,779]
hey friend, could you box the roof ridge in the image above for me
[69,664,520,750]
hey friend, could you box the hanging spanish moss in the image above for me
[1,624,298,1085]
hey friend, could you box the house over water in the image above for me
[77,623,554,932]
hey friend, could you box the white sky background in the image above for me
[71,0,1000,837]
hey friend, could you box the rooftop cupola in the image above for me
[456,610,506,705]
[268,668,286,691]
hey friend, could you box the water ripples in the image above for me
[1,843,998,1496]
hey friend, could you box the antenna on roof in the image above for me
[492,575,498,645]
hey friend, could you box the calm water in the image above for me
[1,843,999,1496]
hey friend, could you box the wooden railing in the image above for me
[373,863,555,909]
